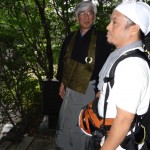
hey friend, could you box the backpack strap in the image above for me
[108,49,150,87]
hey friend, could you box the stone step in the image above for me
[27,138,55,150]
[0,141,12,150]
[0,136,55,150]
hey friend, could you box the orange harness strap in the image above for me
[79,107,114,135]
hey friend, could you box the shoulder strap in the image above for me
[109,49,150,87]
[102,49,150,126]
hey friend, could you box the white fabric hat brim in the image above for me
[115,2,150,35]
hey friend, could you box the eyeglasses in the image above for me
[78,11,94,18]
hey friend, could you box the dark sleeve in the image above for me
[91,31,113,87]
[56,33,74,81]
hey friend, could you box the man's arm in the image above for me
[59,82,65,100]
[56,33,74,81]
[101,107,135,150]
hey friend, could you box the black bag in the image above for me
[140,105,150,150]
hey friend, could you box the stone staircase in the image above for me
[0,116,56,150]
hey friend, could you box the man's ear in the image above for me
[93,15,96,22]
[130,24,140,36]
[75,16,79,23]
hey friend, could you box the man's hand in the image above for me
[96,90,100,98]
[59,82,65,99]
[101,107,135,150]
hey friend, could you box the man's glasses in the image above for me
[78,11,94,18]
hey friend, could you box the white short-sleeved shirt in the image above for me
[98,54,150,118]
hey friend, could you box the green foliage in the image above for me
[95,1,116,31]
[0,33,40,125]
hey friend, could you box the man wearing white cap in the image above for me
[96,1,150,150]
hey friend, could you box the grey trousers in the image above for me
[55,81,96,150]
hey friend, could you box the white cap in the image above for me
[115,1,150,35]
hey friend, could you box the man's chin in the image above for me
[107,39,115,47]
[107,39,112,44]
